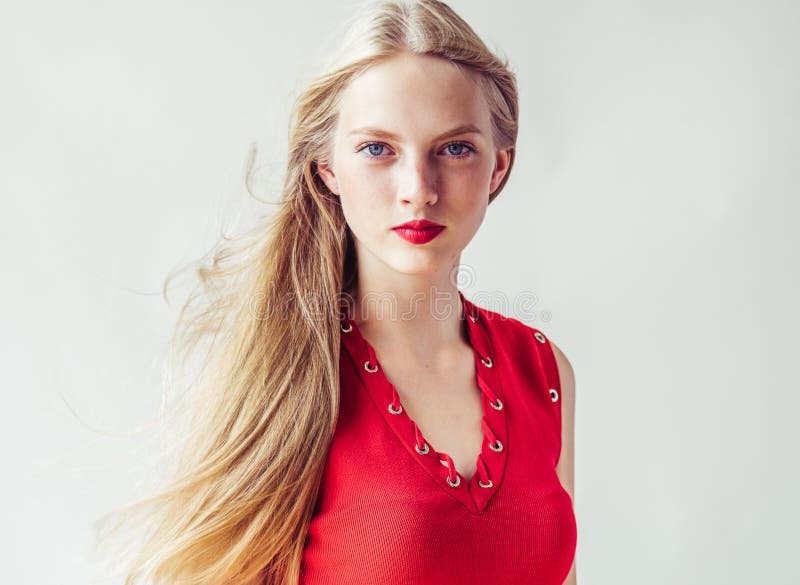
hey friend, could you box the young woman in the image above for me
[96,1,578,584]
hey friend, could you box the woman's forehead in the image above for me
[336,54,490,140]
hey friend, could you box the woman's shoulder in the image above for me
[470,299,574,386]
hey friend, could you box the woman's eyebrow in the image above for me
[348,123,484,141]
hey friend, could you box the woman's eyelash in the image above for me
[356,141,476,159]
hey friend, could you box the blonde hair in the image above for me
[93,1,518,584]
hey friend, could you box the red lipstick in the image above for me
[392,219,445,244]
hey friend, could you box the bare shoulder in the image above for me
[549,339,575,401]
[548,338,576,503]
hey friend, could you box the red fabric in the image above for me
[299,291,577,584]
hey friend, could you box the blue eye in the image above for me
[366,143,386,157]
[356,141,476,160]
[444,143,473,157]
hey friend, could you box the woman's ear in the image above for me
[488,148,512,195]
[316,159,341,196]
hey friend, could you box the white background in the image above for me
[2,0,798,583]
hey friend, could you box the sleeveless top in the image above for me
[298,290,577,584]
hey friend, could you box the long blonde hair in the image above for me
[93,1,518,583]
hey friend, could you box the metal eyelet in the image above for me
[439,458,461,486]
[388,403,403,414]
[478,478,493,489]
[549,388,559,402]
[341,321,352,333]
[490,398,503,410]
[469,312,478,323]
[489,439,503,452]
[364,361,378,373]
[534,331,546,344]
[481,355,493,368]
[415,443,430,454]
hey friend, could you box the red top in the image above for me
[299,291,577,584]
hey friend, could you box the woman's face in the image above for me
[317,52,511,286]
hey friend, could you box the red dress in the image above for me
[299,290,577,584]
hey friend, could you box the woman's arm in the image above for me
[551,340,577,585]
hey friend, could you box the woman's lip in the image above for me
[392,226,445,244]
[393,219,444,229]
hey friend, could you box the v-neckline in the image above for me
[339,290,509,516]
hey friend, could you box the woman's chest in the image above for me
[379,353,486,482]
[299,350,576,585]
[300,371,576,585]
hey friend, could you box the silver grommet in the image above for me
[446,475,461,488]
[490,398,503,410]
[415,443,430,454]
[388,403,403,414]
[364,361,378,373]
[549,388,559,402]
[481,355,493,368]
[341,321,352,333]
[490,439,503,452]
[534,331,546,344]
[478,478,493,488]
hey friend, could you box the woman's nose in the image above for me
[397,156,439,207]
